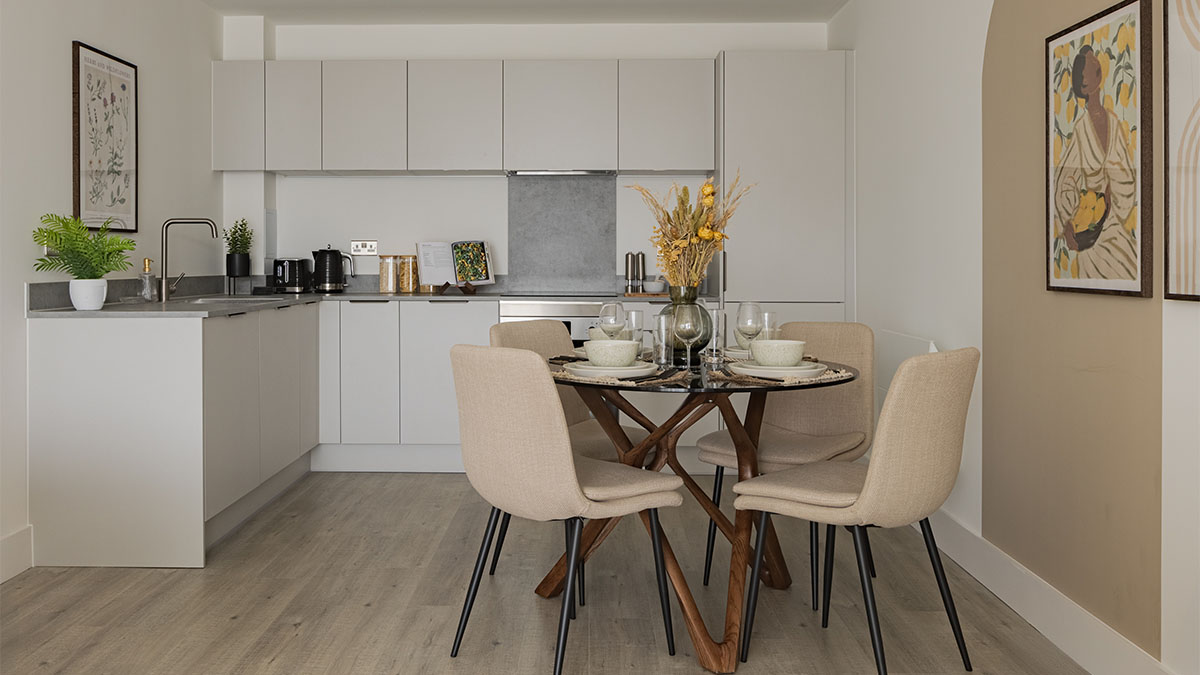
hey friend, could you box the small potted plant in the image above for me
[32,214,136,311]
[223,218,253,277]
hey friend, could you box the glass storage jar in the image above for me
[398,254,418,293]
[379,255,401,294]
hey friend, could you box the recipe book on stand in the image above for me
[416,241,495,291]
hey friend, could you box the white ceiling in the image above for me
[201,0,850,25]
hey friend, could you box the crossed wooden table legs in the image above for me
[534,387,791,674]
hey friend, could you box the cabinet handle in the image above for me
[347,300,389,303]
[431,299,470,303]
[228,311,247,317]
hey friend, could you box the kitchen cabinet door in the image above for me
[297,302,320,454]
[399,300,498,445]
[340,301,400,444]
[722,51,848,302]
[212,61,265,170]
[322,60,407,171]
[408,60,502,170]
[504,60,617,171]
[266,60,322,171]
[618,59,715,171]
[318,301,341,444]
[259,306,302,479]
[203,313,261,519]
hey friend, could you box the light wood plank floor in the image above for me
[1,473,1087,674]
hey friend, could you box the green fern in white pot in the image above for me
[32,214,136,310]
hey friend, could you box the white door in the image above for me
[203,313,261,519]
[259,306,302,479]
[722,51,848,302]
[503,60,617,170]
[340,301,401,444]
[322,60,407,170]
[618,59,715,171]
[408,60,502,170]
[212,61,265,170]
[399,300,498,445]
[266,60,322,171]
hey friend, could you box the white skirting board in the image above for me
[926,509,1176,675]
[0,526,33,583]
[310,443,718,476]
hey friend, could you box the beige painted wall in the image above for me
[982,0,1163,655]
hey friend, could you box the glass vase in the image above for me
[657,285,713,366]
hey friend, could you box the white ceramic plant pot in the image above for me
[69,279,108,311]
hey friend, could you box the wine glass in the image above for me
[672,304,704,372]
[598,302,626,339]
[762,311,780,340]
[735,302,763,349]
[626,309,644,350]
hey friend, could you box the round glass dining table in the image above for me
[537,360,859,674]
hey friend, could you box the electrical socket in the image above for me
[350,240,378,256]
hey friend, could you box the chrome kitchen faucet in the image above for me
[160,218,219,303]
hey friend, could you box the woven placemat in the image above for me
[551,367,693,388]
[708,365,853,387]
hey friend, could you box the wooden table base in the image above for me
[534,387,790,673]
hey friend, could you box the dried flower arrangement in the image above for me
[628,173,752,288]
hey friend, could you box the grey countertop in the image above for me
[27,292,687,318]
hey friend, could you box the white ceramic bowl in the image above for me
[749,339,806,367]
[642,279,666,293]
[584,339,640,367]
[587,326,632,341]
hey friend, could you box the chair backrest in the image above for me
[853,348,980,528]
[489,320,592,427]
[763,322,876,459]
[450,344,590,522]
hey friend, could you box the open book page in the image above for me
[451,241,495,286]
[416,242,455,287]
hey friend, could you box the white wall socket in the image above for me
[350,240,377,256]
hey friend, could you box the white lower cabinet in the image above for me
[204,313,262,520]
[339,301,401,444]
[399,300,498,444]
[298,303,320,453]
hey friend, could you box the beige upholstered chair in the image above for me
[733,348,980,675]
[696,321,876,602]
[490,320,651,462]
[448,345,684,675]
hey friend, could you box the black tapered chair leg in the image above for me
[649,509,676,656]
[852,525,887,675]
[863,526,877,578]
[554,518,583,675]
[702,466,725,586]
[821,523,837,628]
[451,507,501,657]
[578,559,586,607]
[487,512,512,576]
[920,519,972,672]
[739,510,770,663]
[810,521,820,611]
[564,521,577,620]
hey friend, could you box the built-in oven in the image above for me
[498,300,607,347]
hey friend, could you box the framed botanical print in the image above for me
[1166,0,1200,300]
[1046,0,1152,296]
[73,41,138,232]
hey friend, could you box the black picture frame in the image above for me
[72,41,138,232]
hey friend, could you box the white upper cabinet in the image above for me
[504,60,618,171]
[266,60,322,171]
[408,60,502,170]
[399,300,497,445]
[618,59,715,171]
[212,61,265,170]
[322,60,407,171]
[722,51,848,303]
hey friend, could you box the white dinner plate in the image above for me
[724,347,752,360]
[564,361,659,379]
[728,361,827,380]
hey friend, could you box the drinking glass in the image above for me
[652,313,673,366]
[627,309,644,349]
[598,302,626,339]
[735,302,764,347]
[762,311,780,340]
[672,304,704,372]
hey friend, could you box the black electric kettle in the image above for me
[312,245,355,292]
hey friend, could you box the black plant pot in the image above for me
[226,253,250,278]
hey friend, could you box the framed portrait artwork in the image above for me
[72,41,138,232]
[1166,0,1200,301]
[1046,0,1152,296]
